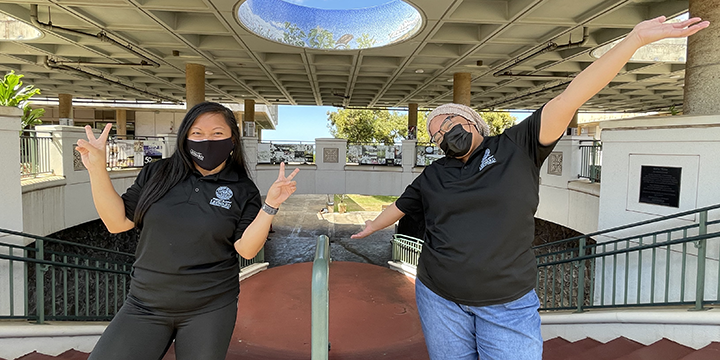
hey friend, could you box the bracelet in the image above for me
[262,202,279,215]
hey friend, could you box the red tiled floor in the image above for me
[564,337,644,360]
[543,337,571,353]
[543,338,602,360]
[679,342,720,360]
[229,261,428,360]
[615,339,694,360]
[13,352,57,360]
[54,350,89,360]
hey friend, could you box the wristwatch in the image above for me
[262,202,279,215]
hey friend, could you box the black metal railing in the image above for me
[578,140,602,183]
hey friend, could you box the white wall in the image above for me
[592,114,720,306]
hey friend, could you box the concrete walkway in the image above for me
[264,195,395,268]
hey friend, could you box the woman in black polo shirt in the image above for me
[76,102,299,360]
[352,17,708,359]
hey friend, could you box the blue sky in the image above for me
[283,0,395,10]
[262,105,534,142]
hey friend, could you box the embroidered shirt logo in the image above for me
[479,149,497,172]
[210,186,233,209]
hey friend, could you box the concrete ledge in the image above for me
[108,168,142,179]
[0,321,107,358]
[541,308,720,349]
[21,176,66,193]
[388,260,417,278]
[239,262,269,282]
[600,114,720,130]
[344,164,403,172]
[567,180,601,197]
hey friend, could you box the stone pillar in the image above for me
[243,99,256,136]
[186,63,206,111]
[684,0,720,115]
[58,93,73,125]
[314,138,347,196]
[0,106,26,316]
[157,133,178,158]
[242,135,259,181]
[408,103,418,140]
[453,73,472,106]
[116,109,127,136]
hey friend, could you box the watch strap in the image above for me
[262,202,279,215]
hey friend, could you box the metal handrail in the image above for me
[0,227,135,257]
[533,203,720,251]
[311,235,330,360]
[391,204,720,312]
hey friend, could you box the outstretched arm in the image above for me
[539,16,709,145]
[235,162,299,259]
[76,123,135,234]
[351,202,405,239]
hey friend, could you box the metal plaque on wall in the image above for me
[639,166,681,208]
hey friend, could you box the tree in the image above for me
[327,108,430,144]
[282,22,306,47]
[307,27,335,49]
[355,33,377,49]
[0,70,43,130]
[480,111,516,136]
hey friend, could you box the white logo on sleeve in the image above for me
[210,186,233,209]
[479,149,497,172]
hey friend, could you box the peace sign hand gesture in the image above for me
[629,16,709,47]
[76,123,112,173]
[265,162,300,208]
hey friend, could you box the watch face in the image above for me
[425,146,434,154]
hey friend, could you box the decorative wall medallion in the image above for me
[548,152,562,176]
[323,147,339,163]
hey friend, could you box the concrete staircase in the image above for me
[5,338,720,360]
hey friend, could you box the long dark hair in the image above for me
[133,101,249,227]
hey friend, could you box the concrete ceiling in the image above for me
[0,0,690,112]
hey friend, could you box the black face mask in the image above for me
[440,124,473,158]
[186,138,234,170]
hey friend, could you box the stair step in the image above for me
[544,337,571,353]
[615,339,695,360]
[678,342,720,360]
[13,352,57,360]
[562,337,645,360]
[55,349,89,360]
[543,338,602,360]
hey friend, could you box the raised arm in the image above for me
[76,123,134,233]
[235,162,299,259]
[539,16,709,145]
[350,202,405,239]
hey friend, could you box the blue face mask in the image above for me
[440,124,473,158]
[186,138,234,170]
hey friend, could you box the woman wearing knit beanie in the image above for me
[352,16,708,360]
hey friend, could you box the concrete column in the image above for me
[185,63,206,110]
[116,109,127,136]
[0,106,26,316]
[314,138,347,195]
[58,94,73,125]
[453,73,472,106]
[157,133,178,158]
[683,0,720,115]
[408,103,418,140]
[242,135,259,181]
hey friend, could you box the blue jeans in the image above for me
[415,280,542,360]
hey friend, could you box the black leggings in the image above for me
[88,297,237,360]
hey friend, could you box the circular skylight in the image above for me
[237,0,423,50]
[0,14,42,41]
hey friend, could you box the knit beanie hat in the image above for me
[427,103,490,137]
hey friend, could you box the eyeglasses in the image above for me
[430,115,462,144]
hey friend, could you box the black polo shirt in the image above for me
[396,106,559,307]
[121,159,261,313]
